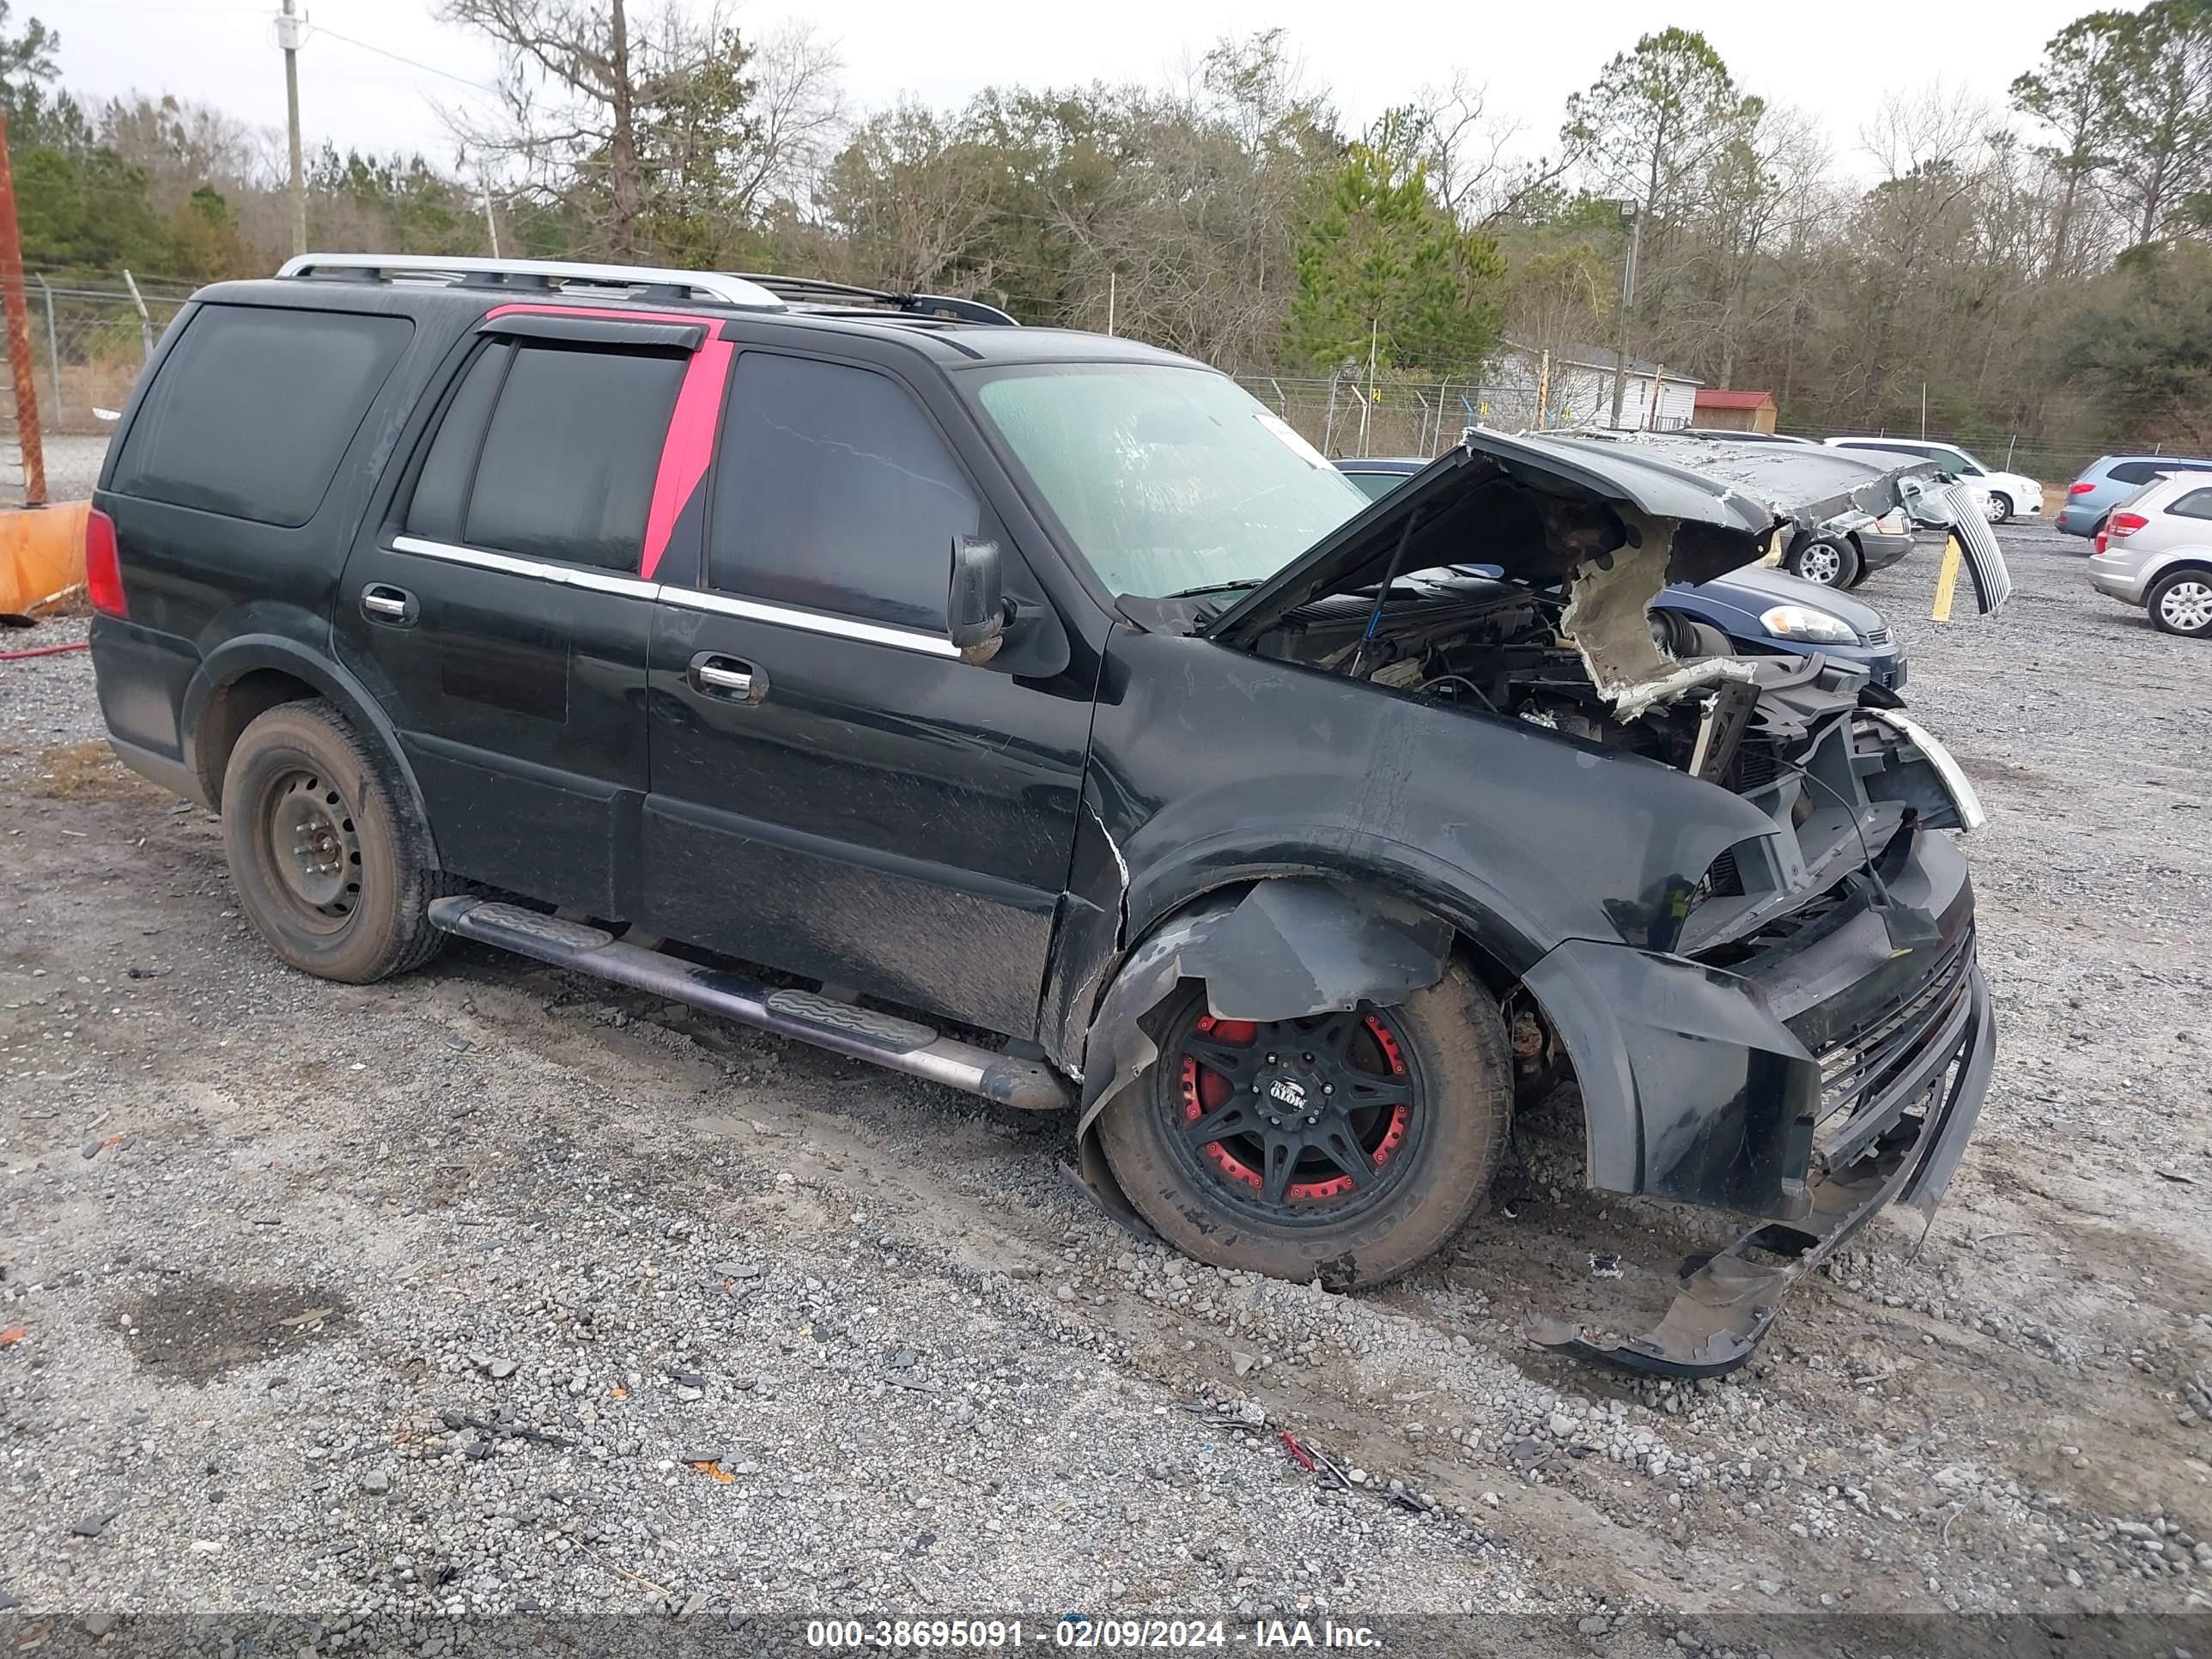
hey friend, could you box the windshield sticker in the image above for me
[1254,410,1332,470]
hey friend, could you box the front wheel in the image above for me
[1095,962,1512,1288]
[2148,570,2212,638]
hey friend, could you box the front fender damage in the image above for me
[1069,879,1453,1235]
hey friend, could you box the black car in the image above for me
[86,254,2002,1375]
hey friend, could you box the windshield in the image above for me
[975,364,1369,599]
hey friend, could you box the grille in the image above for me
[1731,740,1781,793]
[1705,848,1744,897]
[1813,932,1976,1164]
[1863,627,1892,647]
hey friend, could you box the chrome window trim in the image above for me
[386,533,958,657]
[657,586,960,657]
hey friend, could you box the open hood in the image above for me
[1205,428,2011,661]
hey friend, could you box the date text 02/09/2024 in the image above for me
[803,1618,1383,1649]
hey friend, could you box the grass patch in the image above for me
[25,739,164,802]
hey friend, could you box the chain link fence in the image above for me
[1229,372,1546,460]
[2,272,190,505]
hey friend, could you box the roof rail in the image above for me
[276,253,785,311]
[725,272,1018,327]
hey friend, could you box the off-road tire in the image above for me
[221,699,447,983]
[1097,960,1513,1289]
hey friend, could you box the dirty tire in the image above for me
[221,699,447,983]
[1097,960,1512,1289]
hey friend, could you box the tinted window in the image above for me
[464,343,684,570]
[710,354,979,629]
[112,305,411,526]
[2170,489,2212,521]
[2112,462,2165,484]
[405,343,512,544]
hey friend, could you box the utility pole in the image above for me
[0,111,47,507]
[279,0,307,255]
[1358,319,1379,459]
[1607,201,1643,431]
[480,174,501,257]
[1105,271,1115,337]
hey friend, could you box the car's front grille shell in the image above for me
[1812,929,1977,1170]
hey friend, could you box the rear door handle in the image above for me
[361,583,417,626]
[690,652,766,704]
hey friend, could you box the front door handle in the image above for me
[361,583,417,626]
[690,652,766,704]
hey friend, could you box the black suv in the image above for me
[87,254,1998,1375]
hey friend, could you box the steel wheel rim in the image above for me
[1164,1004,1425,1224]
[265,769,363,927]
[1798,543,1842,584]
[2160,580,2212,632]
[1983,495,2007,523]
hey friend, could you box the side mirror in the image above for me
[948,534,1006,665]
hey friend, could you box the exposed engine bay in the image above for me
[1246,562,1985,958]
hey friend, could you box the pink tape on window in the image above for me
[641,337,732,580]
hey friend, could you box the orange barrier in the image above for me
[0,501,88,617]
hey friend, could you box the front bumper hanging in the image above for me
[1526,961,1994,1378]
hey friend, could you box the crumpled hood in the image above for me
[1205,428,2010,653]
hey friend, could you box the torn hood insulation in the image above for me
[1203,428,2011,653]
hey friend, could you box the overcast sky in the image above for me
[50,0,2089,182]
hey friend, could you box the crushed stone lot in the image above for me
[3,521,2211,1652]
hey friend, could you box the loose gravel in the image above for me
[2,516,2209,1654]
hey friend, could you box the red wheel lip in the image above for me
[1177,1011,1412,1206]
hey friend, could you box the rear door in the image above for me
[333,312,706,915]
[639,341,1093,1039]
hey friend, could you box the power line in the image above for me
[305,23,501,96]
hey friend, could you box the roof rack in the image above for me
[726,272,1018,327]
[276,254,785,311]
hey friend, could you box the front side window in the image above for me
[709,353,980,631]
[113,304,412,527]
[975,364,1367,599]
[406,339,684,571]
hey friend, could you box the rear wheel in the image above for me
[1985,492,2014,524]
[221,700,447,982]
[2148,570,2212,638]
[1096,962,1511,1288]
[1784,535,1861,590]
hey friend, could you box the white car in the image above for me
[1822,437,2044,525]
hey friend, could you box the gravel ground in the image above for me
[3,518,2211,1655]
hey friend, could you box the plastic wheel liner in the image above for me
[1525,964,1996,1379]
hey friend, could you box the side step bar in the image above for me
[428,897,1072,1112]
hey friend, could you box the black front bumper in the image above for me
[1522,828,1994,1376]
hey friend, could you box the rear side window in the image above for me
[2112,462,2166,485]
[2170,488,2212,521]
[405,341,684,571]
[708,353,979,631]
[112,305,411,527]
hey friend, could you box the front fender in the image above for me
[1521,938,1818,1218]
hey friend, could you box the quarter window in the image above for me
[708,353,980,631]
[112,304,412,527]
[2170,488,2212,521]
[405,340,685,571]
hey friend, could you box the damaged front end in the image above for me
[1157,429,2008,1376]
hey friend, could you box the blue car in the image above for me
[1336,458,1906,689]
[2056,453,2212,539]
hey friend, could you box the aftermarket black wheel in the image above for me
[221,699,447,983]
[2148,570,2212,638]
[1096,962,1512,1288]
[1785,535,1862,589]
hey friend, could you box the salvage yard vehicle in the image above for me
[2058,453,2212,539]
[87,255,2008,1376]
[2087,471,2212,638]
[1823,436,2044,525]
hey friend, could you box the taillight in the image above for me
[84,507,125,617]
[2109,511,2149,538]
[2094,531,2109,554]
[2069,481,2096,495]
